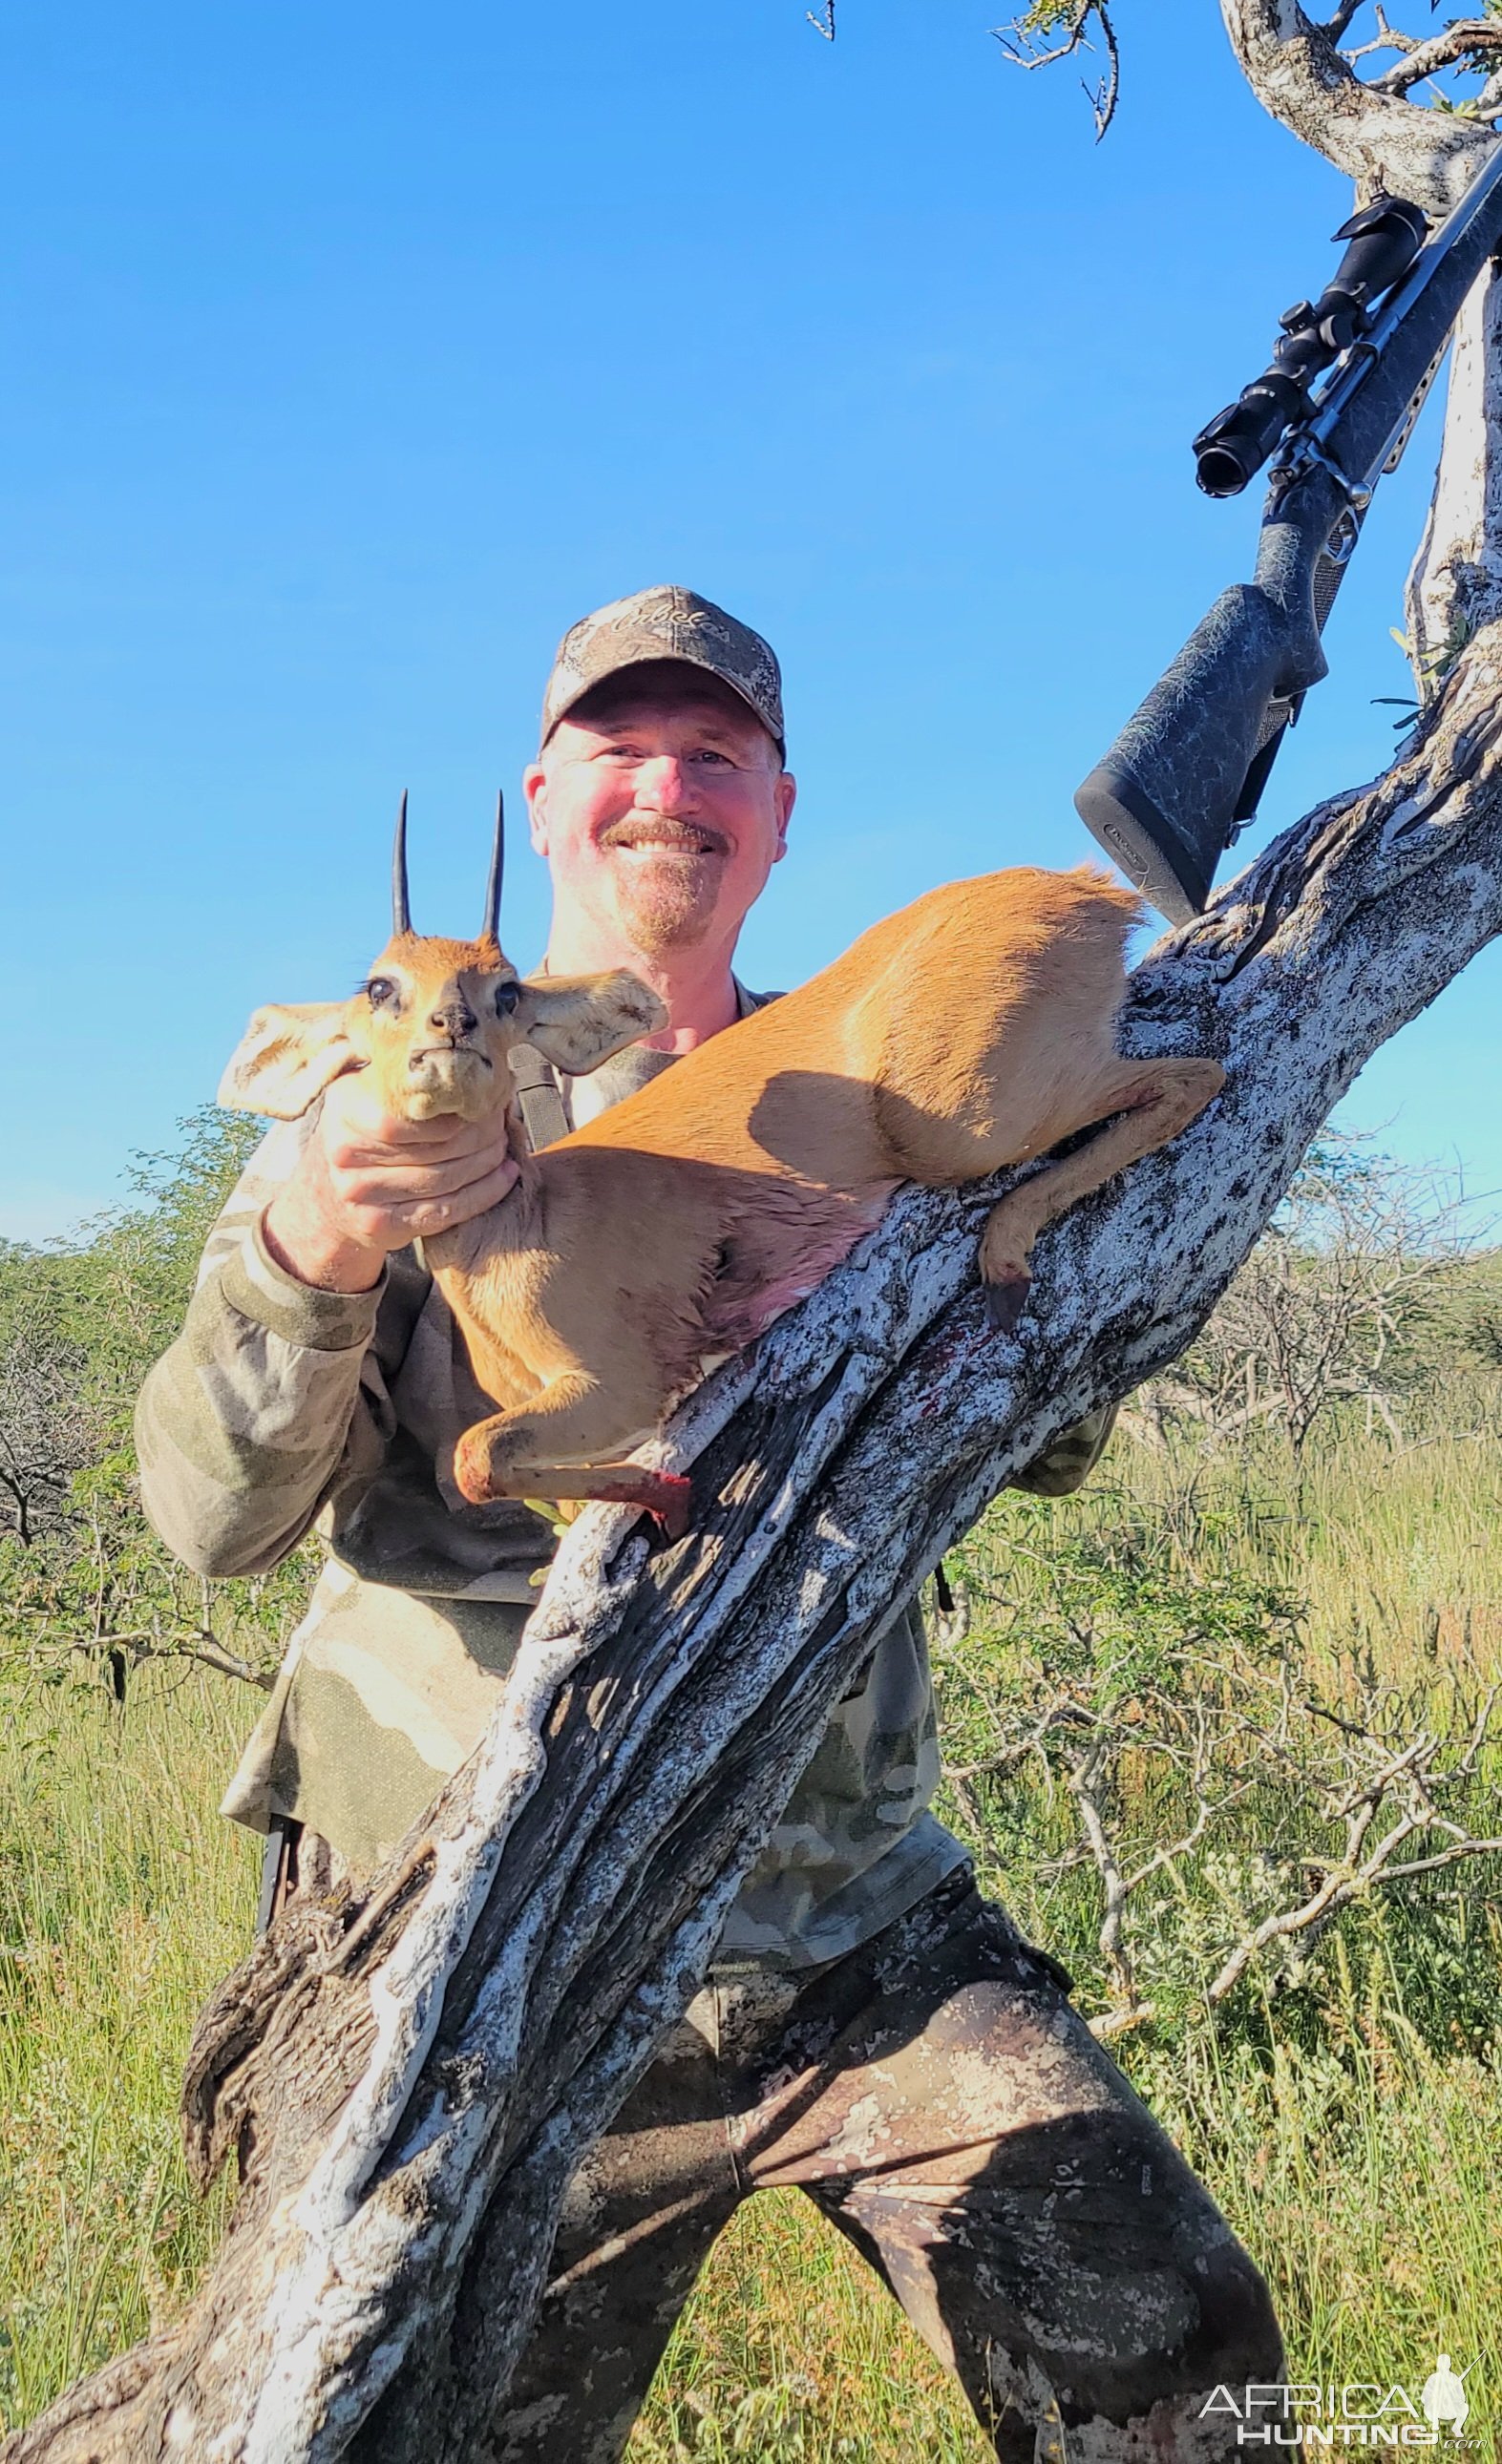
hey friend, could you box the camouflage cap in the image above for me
[540,585,785,756]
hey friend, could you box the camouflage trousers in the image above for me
[491,1867,1282,2462]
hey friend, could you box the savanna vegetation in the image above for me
[1,1117,1498,2456]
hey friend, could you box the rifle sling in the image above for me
[510,1043,572,1153]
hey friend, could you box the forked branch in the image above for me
[1355,16,1502,100]
[993,1,1121,138]
[1220,0,1494,212]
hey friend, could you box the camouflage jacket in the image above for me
[136,993,1114,1969]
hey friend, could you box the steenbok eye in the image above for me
[495,980,521,1016]
[366,978,396,1007]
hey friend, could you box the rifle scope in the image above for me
[1193,196,1429,498]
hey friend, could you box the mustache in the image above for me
[600,816,730,855]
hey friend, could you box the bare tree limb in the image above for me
[1068,1748,1136,2009]
[0,1323,95,1548]
[1362,19,1502,100]
[993,2,1120,139]
[1220,0,1493,209]
[1407,260,1502,683]
[1149,1142,1483,1453]
[1203,1686,1502,1999]
[1377,1836,1502,1880]
[1205,1793,1493,2000]
[70,1629,277,1692]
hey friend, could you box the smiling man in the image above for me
[137,586,1282,2461]
[528,637,793,986]
[517,594,797,1128]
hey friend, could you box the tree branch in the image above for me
[1378,1835,1502,1881]
[993,2,1120,140]
[73,1630,278,1692]
[1220,0,1494,210]
[1363,20,1502,101]
[1406,257,1502,681]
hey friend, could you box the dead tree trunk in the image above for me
[11,637,1502,2463]
[13,17,1502,2461]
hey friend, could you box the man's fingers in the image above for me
[333,1150,513,1206]
[390,1159,520,1239]
[321,1080,507,1161]
[331,1121,507,1169]
[301,1075,518,1255]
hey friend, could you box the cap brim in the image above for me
[542,651,782,754]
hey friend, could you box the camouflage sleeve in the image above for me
[134,1117,400,1580]
[1008,1403,1118,1498]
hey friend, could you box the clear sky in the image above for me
[3,0,1496,1241]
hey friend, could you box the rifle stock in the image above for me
[1076,467,1343,921]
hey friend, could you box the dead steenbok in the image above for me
[221,797,1222,1533]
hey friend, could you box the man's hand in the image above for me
[263,1073,519,1293]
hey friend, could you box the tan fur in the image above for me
[222,868,1223,1534]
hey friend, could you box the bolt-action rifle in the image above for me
[1075,147,1502,922]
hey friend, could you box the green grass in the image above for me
[1,1422,1498,2452]
[634,2197,989,2461]
[0,1661,255,2426]
[1020,1409,1502,1671]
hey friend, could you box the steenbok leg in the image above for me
[452,1377,692,1537]
[978,1057,1224,1333]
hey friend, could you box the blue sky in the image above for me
[3,0,1496,1240]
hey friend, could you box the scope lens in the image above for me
[1192,378,1301,497]
[1195,443,1253,497]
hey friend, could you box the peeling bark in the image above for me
[1219,0,1492,212]
[9,623,1502,2462]
[1407,265,1502,680]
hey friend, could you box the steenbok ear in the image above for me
[218,1002,360,1120]
[513,971,667,1076]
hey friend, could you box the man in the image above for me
[137,586,1282,2460]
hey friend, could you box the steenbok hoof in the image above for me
[452,1428,497,1505]
[984,1274,1031,1337]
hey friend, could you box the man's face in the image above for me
[524,664,795,958]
